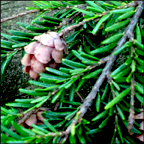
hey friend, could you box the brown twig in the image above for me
[126,1,144,133]
[59,1,144,143]
[1,1,137,24]
[9,1,142,142]
[10,108,37,131]
[0,3,87,24]
[18,108,38,125]
[93,1,137,22]
[99,55,111,64]
[75,90,84,101]
[1,9,40,23]
[0,5,72,23]
[85,55,111,72]
[128,42,135,134]
[10,1,142,142]
[55,12,81,30]
[128,77,135,134]
[74,90,94,111]
[8,1,143,142]
[59,1,137,37]
[18,107,49,125]
[59,21,87,37]
[27,1,143,142]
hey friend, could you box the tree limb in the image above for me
[128,41,135,134]
[127,1,144,133]
[128,76,135,134]
[14,1,142,142]
[59,1,144,143]
[1,9,40,23]
[59,1,137,37]
[1,1,137,24]
[0,3,87,24]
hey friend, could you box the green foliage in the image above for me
[1,1,144,144]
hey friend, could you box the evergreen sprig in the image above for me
[1,1,144,143]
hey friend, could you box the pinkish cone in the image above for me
[54,38,65,51]
[35,33,54,47]
[34,45,53,64]
[31,56,46,73]
[24,41,40,54]
[29,69,39,80]
[21,54,33,66]
[52,49,63,63]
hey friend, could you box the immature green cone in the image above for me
[21,32,67,80]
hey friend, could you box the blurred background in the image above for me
[1,1,43,104]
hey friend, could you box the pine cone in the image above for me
[21,32,67,80]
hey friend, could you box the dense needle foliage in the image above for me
[1,1,144,143]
